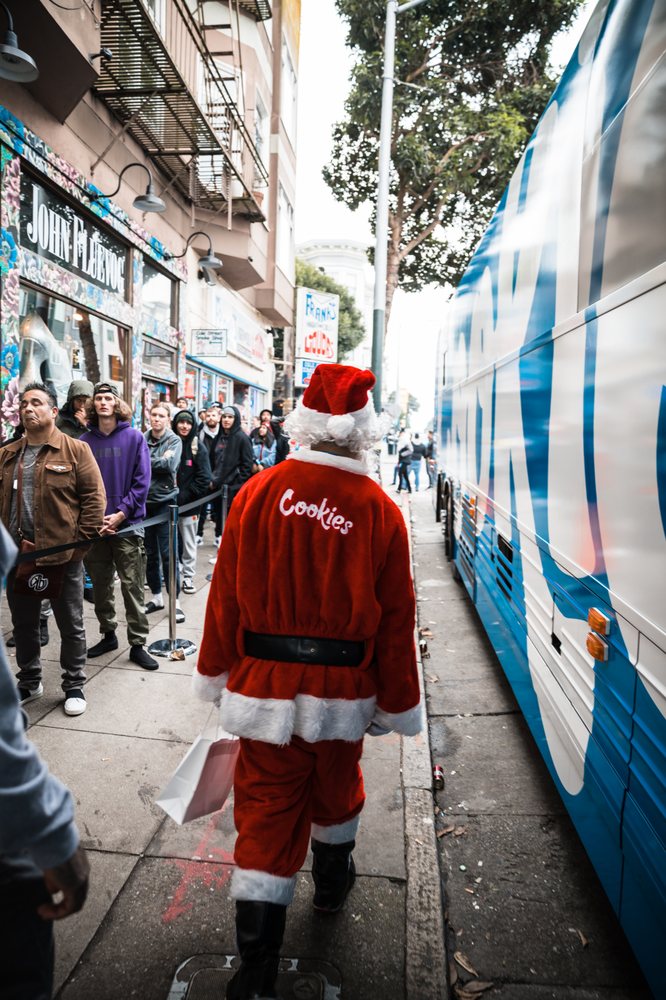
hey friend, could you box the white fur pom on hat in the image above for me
[284,363,381,452]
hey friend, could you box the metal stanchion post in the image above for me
[149,503,197,660]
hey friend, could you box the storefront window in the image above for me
[143,260,175,328]
[200,370,213,408]
[16,287,126,407]
[216,377,232,406]
[142,337,177,381]
[184,366,197,402]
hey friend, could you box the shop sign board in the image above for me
[295,287,339,366]
[19,174,128,298]
[193,328,228,357]
[295,358,318,389]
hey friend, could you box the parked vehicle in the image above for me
[433,1,665,993]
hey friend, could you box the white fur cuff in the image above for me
[373,701,423,737]
[221,690,376,745]
[311,815,361,844]
[192,669,228,702]
[231,868,296,905]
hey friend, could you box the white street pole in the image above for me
[371,0,429,414]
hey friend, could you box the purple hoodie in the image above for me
[81,422,151,525]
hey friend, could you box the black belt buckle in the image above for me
[245,632,363,667]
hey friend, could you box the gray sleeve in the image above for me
[0,541,79,870]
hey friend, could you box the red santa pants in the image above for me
[233,735,365,879]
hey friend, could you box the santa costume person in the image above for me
[193,362,422,1000]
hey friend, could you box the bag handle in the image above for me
[201,703,238,743]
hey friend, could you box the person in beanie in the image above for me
[56,380,94,439]
[172,409,211,593]
[193,363,421,1000]
[82,384,158,671]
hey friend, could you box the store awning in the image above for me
[187,354,268,393]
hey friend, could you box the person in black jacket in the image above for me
[173,409,212,593]
[212,405,254,535]
[270,417,290,464]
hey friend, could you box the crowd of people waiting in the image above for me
[0,379,290,718]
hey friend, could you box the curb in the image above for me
[399,496,449,1000]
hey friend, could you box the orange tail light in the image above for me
[588,608,611,635]
[586,632,609,662]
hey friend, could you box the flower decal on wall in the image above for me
[1,342,20,385]
[0,227,18,275]
[1,375,20,425]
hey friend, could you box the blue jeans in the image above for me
[411,459,421,490]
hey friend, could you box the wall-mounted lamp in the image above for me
[0,1,38,82]
[92,162,166,214]
[89,48,113,64]
[165,231,223,286]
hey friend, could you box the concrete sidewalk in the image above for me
[8,485,447,1000]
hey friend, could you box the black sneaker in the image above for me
[87,632,118,658]
[39,618,49,647]
[129,646,159,671]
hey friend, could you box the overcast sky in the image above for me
[295,0,594,427]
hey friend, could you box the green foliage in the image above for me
[295,258,366,360]
[325,0,583,316]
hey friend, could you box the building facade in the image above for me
[296,238,373,370]
[0,0,298,434]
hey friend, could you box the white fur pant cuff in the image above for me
[231,868,296,906]
[311,815,360,844]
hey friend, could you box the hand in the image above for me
[38,845,90,921]
[99,511,126,536]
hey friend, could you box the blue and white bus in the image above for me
[433,0,665,993]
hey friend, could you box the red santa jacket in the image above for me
[193,449,422,745]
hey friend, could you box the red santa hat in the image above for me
[284,363,381,451]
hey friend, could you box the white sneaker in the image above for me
[215,535,221,548]
[208,556,217,565]
[196,536,204,547]
[182,579,196,594]
[64,689,86,716]
[18,681,44,705]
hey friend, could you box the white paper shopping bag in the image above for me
[156,708,240,824]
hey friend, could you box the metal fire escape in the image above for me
[92,0,271,222]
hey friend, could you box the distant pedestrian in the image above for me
[0,536,90,998]
[82,383,158,671]
[425,430,436,489]
[411,433,426,491]
[396,431,413,493]
[172,409,211,594]
[250,408,274,447]
[0,383,106,716]
[144,403,184,621]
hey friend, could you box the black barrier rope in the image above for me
[14,488,224,564]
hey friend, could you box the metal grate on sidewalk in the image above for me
[167,954,341,999]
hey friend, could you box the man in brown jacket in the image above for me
[0,382,105,716]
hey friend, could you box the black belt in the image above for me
[244,631,365,667]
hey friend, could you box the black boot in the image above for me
[226,900,286,1000]
[311,839,356,913]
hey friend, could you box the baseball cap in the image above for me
[93,382,120,398]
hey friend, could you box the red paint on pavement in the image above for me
[162,803,235,923]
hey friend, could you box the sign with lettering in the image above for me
[193,328,228,357]
[19,175,128,298]
[295,287,339,366]
[295,357,318,389]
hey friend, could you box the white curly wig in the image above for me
[284,395,386,453]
